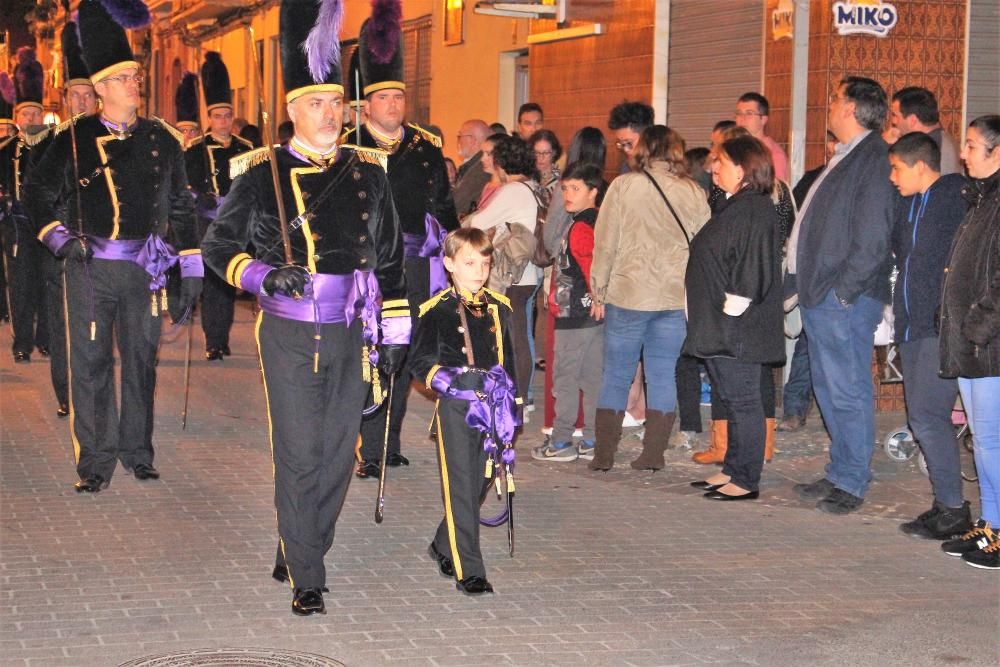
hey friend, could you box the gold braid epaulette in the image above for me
[408,123,442,149]
[187,134,206,148]
[483,287,512,310]
[23,126,52,147]
[153,116,187,147]
[418,288,453,318]
[342,144,388,172]
[229,146,273,180]
[51,112,87,139]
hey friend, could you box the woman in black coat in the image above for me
[937,115,1000,569]
[683,136,784,500]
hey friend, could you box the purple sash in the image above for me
[89,235,178,291]
[434,364,521,463]
[257,270,380,329]
[402,214,448,295]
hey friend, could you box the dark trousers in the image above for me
[782,331,813,418]
[64,259,161,480]
[705,357,766,492]
[42,252,68,405]
[676,353,704,432]
[899,338,963,508]
[359,258,431,460]
[200,267,236,350]
[260,314,368,590]
[506,284,535,406]
[432,374,495,582]
[5,231,48,355]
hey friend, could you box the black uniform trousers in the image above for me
[64,258,161,480]
[4,223,49,355]
[200,267,236,350]
[431,373,496,582]
[258,314,368,590]
[42,252,68,405]
[359,257,430,459]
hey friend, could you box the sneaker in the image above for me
[670,430,697,450]
[901,501,972,540]
[573,428,584,438]
[962,538,1000,570]
[622,412,645,428]
[816,488,864,515]
[942,520,995,557]
[577,440,595,461]
[531,441,578,462]
[793,477,836,501]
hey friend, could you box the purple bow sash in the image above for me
[89,235,177,291]
[258,270,380,333]
[402,213,448,294]
[437,365,521,466]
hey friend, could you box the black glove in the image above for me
[58,237,93,262]
[175,277,203,318]
[262,265,311,297]
[377,344,408,375]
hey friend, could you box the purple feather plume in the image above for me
[97,0,152,29]
[0,73,15,105]
[368,0,401,65]
[303,0,344,83]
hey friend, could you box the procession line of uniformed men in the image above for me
[6,0,473,615]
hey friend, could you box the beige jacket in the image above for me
[591,162,711,311]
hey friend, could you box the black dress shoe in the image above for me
[292,588,326,616]
[355,460,380,479]
[132,463,160,480]
[704,489,760,501]
[456,576,494,595]
[75,476,109,493]
[386,452,409,467]
[205,348,224,361]
[13,351,30,363]
[428,543,455,578]
[690,480,725,491]
[36,345,50,357]
[274,565,327,591]
[57,403,69,418]
[222,345,231,356]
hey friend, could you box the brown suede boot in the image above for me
[692,419,727,464]
[630,411,675,470]
[764,417,776,462]
[588,409,624,471]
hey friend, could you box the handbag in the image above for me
[489,222,535,294]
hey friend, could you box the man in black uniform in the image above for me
[25,19,100,418]
[24,0,201,493]
[184,52,254,360]
[173,72,201,148]
[351,1,459,478]
[1,47,49,364]
[201,0,410,617]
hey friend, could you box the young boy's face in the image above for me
[444,244,492,294]
[561,178,598,214]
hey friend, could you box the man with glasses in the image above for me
[24,0,201,493]
[734,92,789,182]
[607,101,654,173]
[453,119,491,217]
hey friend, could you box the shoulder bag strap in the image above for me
[641,169,691,248]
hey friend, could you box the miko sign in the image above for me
[833,1,898,37]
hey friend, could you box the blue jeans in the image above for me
[782,331,813,418]
[598,305,685,413]
[958,376,1000,524]
[801,290,882,498]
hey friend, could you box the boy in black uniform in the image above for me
[350,1,459,478]
[409,228,521,595]
[184,52,254,360]
[200,0,410,617]
[24,0,201,493]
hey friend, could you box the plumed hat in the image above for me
[200,52,232,112]
[61,21,93,89]
[78,0,151,84]
[357,0,404,97]
[174,72,200,131]
[0,73,15,129]
[280,0,344,103]
[14,47,45,115]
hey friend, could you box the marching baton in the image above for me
[375,374,395,524]
[181,311,194,430]
[505,462,515,557]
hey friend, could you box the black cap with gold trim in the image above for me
[61,21,93,89]
[357,0,404,97]
[201,52,232,113]
[280,0,345,103]
[78,0,151,85]
[174,71,199,132]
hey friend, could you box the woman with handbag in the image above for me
[588,125,711,470]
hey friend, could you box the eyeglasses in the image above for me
[534,150,554,157]
[104,74,144,86]
[614,140,634,151]
[734,110,763,118]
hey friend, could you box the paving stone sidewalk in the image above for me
[1,302,997,667]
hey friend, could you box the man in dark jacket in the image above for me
[453,119,491,218]
[786,76,896,514]
[888,132,971,539]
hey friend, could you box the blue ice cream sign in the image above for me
[833,1,898,37]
